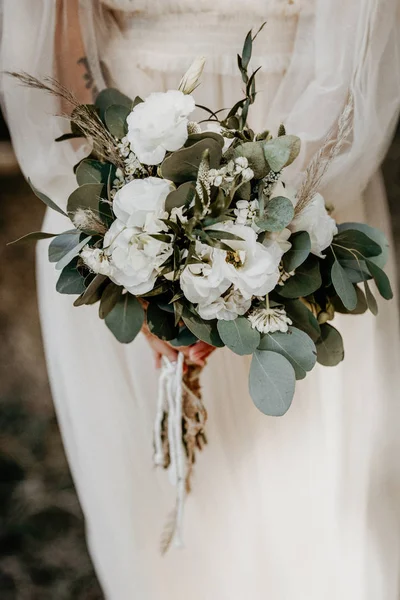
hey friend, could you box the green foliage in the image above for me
[263,135,301,171]
[217,317,260,355]
[278,256,322,298]
[7,231,58,245]
[99,283,123,319]
[256,196,294,232]
[104,105,130,139]
[338,222,388,268]
[170,326,198,347]
[73,274,109,307]
[76,159,115,187]
[258,326,317,380]
[315,324,344,367]
[232,142,269,179]
[165,181,196,213]
[249,350,296,416]
[160,138,222,184]
[332,229,382,259]
[67,183,105,218]
[28,178,67,217]
[147,302,179,341]
[95,88,134,120]
[48,230,81,263]
[365,259,393,300]
[185,131,225,148]
[331,260,358,310]
[282,299,321,342]
[56,258,86,295]
[282,231,311,272]
[182,307,224,347]
[105,293,144,344]
[363,281,378,315]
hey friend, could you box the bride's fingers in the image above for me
[188,341,216,366]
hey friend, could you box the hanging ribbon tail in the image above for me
[154,352,207,555]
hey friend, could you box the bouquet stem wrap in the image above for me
[154,353,207,553]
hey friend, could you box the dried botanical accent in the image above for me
[72,208,108,235]
[8,72,123,167]
[295,94,354,216]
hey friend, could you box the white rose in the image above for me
[113,177,174,229]
[127,90,195,165]
[197,287,252,321]
[264,228,292,253]
[180,241,230,305]
[210,222,283,299]
[270,181,296,203]
[289,193,338,258]
[80,246,114,277]
[103,219,171,295]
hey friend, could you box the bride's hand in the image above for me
[141,323,215,369]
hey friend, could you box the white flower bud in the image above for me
[178,56,206,94]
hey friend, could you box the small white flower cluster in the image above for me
[248,306,293,334]
[112,136,147,196]
[208,157,254,188]
[234,199,259,227]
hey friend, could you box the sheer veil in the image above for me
[1,0,399,214]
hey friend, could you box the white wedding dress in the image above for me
[2,1,400,598]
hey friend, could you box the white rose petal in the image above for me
[180,241,230,305]
[80,246,114,277]
[290,193,338,257]
[209,222,283,299]
[127,90,195,165]
[197,287,252,321]
[113,177,174,229]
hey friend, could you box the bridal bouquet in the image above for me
[11,25,392,550]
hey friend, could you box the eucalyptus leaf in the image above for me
[217,317,260,355]
[28,178,67,217]
[338,222,388,268]
[105,293,144,344]
[76,159,115,186]
[282,231,311,272]
[104,104,130,139]
[249,350,296,416]
[331,260,358,310]
[161,139,222,184]
[282,299,321,342]
[182,308,224,347]
[365,259,393,300]
[332,285,367,315]
[56,258,86,295]
[257,196,294,232]
[316,324,344,367]
[147,302,179,341]
[7,231,58,245]
[74,274,108,307]
[332,229,381,258]
[165,181,195,212]
[278,256,322,298]
[99,283,123,319]
[67,183,105,217]
[95,88,134,120]
[170,326,198,347]
[55,236,91,271]
[263,135,301,171]
[258,326,317,380]
[232,142,269,179]
[185,131,225,148]
[48,230,82,263]
[364,280,378,315]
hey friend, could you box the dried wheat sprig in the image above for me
[295,94,354,215]
[8,71,123,167]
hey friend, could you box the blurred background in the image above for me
[0,108,399,599]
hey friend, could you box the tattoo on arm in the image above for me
[77,56,98,100]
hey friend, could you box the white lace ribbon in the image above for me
[154,352,186,549]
